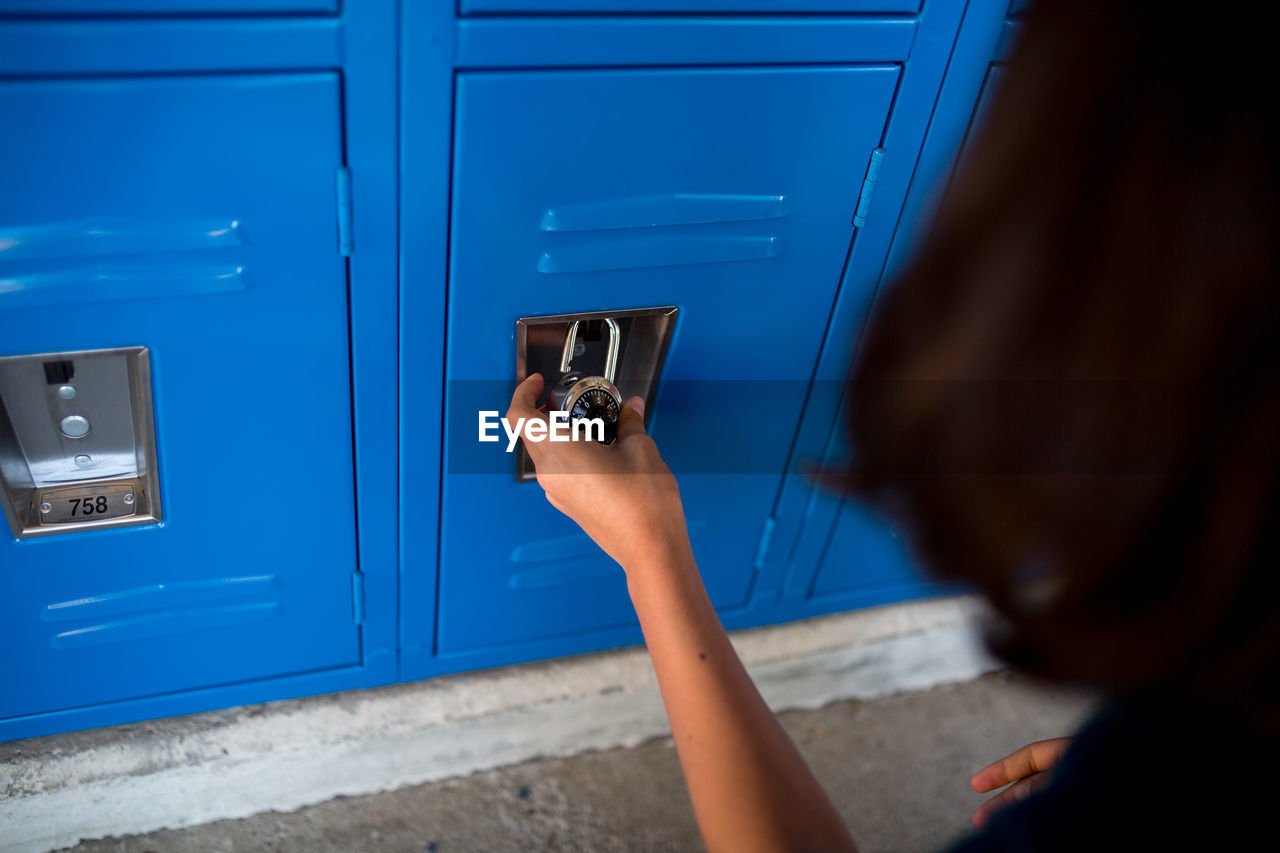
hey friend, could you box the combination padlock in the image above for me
[547,317,624,444]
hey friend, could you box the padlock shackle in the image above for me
[560,317,620,384]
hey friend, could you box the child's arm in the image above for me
[626,535,859,853]
[508,374,858,853]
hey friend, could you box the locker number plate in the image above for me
[37,481,140,526]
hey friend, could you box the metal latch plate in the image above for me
[35,479,142,527]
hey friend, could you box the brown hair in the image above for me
[844,1,1280,727]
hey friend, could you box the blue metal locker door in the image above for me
[807,500,927,599]
[460,1,920,11]
[0,1,336,13]
[775,0,1016,616]
[0,74,360,722]
[438,66,899,657]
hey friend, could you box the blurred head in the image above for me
[845,0,1280,726]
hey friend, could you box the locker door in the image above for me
[437,66,899,655]
[0,1,336,13]
[460,1,919,12]
[808,502,926,599]
[778,1,1016,614]
[0,74,359,720]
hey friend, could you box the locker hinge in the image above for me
[852,147,886,228]
[335,166,353,257]
[351,570,365,625]
[752,515,778,572]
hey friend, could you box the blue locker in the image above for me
[461,1,920,12]
[0,1,336,13]
[0,0,1011,740]
[808,503,924,598]
[0,74,360,721]
[771,0,1017,618]
[437,65,898,657]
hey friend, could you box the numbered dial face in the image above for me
[570,387,620,425]
[564,379,622,444]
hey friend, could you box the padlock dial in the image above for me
[570,387,620,425]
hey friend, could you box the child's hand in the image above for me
[506,373,691,573]
[969,737,1072,829]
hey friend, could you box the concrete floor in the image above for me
[58,673,1095,853]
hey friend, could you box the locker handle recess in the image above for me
[0,346,162,538]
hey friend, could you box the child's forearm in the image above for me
[625,539,859,853]
[504,376,853,849]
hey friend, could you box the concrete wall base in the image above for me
[0,595,997,853]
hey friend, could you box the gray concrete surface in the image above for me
[57,672,1095,853]
[3,597,1000,853]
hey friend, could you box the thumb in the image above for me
[615,396,646,441]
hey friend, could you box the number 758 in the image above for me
[68,496,108,516]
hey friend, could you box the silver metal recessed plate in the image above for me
[0,346,161,538]
[515,306,678,481]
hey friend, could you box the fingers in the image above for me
[971,771,1053,829]
[508,373,547,423]
[970,737,1071,793]
[615,396,646,442]
[508,373,551,464]
[967,737,1069,830]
